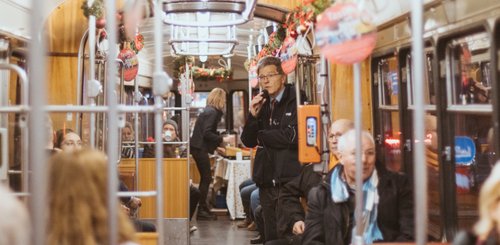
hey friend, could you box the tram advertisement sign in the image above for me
[454,136,476,165]
[314,2,377,64]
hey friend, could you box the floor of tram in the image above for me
[190,214,257,245]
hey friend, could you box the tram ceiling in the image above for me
[138,2,287,69]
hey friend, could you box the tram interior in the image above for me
[1,0,500,244]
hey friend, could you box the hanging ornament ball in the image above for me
[289,30,299,39]
[118,48,139,81]
[96,17,106,29]
[314,2,377,64]
[280,37,298,74]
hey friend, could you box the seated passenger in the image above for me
[272,119,354,245]
[143,119,186,158]
[47,150,138,245]
[121,122,137,158]
[54,128,82,152]
[453,163,500,245]
[302,130,414,245]
[0,184,29,245]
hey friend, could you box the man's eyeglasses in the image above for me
[258,73,281,82]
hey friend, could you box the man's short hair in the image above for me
[337,129,375,153]
[256,56,285,75]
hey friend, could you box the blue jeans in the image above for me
[240,182,257,220]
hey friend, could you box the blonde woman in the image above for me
[47,150,137,245]
[454,163,500,245]
[190,87,226,220]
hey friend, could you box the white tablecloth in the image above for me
[214,157,251,220]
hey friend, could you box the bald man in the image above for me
[328,119,354,170]
[270,119,353,245]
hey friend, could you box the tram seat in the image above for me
[119,158,189,219]
[119,160,136,190]
[136,232,158,245]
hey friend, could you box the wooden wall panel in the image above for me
[258,0,302,10]
[132,158,189,219]
[45,0,86,131]
[330,59,373,132]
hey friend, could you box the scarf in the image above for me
[330,165,383,244]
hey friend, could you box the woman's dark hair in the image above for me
[54,128,74,148]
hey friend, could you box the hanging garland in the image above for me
[173,56,232,82]
[81,0,105,19]
[245,0,331,71]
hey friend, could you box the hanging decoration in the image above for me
[81,0,105,19]
[118,45,139,81]
[315,2,377,64]
[280,36,298,74]
[174,56,232,82]
[245,0,331,71]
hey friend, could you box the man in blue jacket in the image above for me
[241,56,302,243]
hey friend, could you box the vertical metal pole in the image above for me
[104,0,119,244]
[29,0,48,244]
[411,1,428,244]
[153,1,165,244]
[318,56,330,174]
[353,62,364,245]
[88,8,97,149]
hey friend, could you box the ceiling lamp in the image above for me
[162,0,257,27]
[169,23,238,56]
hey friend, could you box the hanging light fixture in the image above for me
[169,23,238,56]
[162,0,257,27]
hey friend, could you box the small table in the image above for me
[214,157,251,220]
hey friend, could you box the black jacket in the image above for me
[453,230,500,245]
[190,106,223,153]
[278,164,322,240]
[241,84,301,187]
[302,164,414,245]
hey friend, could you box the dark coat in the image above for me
[277,164,322,241]
[453,230,500,245]
[241,84,302,187]
[143,137,187,158]
[302,164,414,245]
[190,106,223,153]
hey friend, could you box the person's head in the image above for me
[47,150,136,245]
[328,119,354,158]
[55,129,82,152]
[256,56,286,97]
[474,163,500,238]
[337,129,376,184]
[207,88,226,111]
[163,119,178,141]
[0,185,30,245]
[122,122,134,142]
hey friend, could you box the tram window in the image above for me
[448,32,491,105]
[375,56,403,172]
[378,57,399,107]
[444,31,494,231]
[407,52,436,106]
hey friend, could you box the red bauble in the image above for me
[118,48,139,81]
[289,30,299,39]
[96,18,106,29]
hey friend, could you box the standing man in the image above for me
[241,56,302,242]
